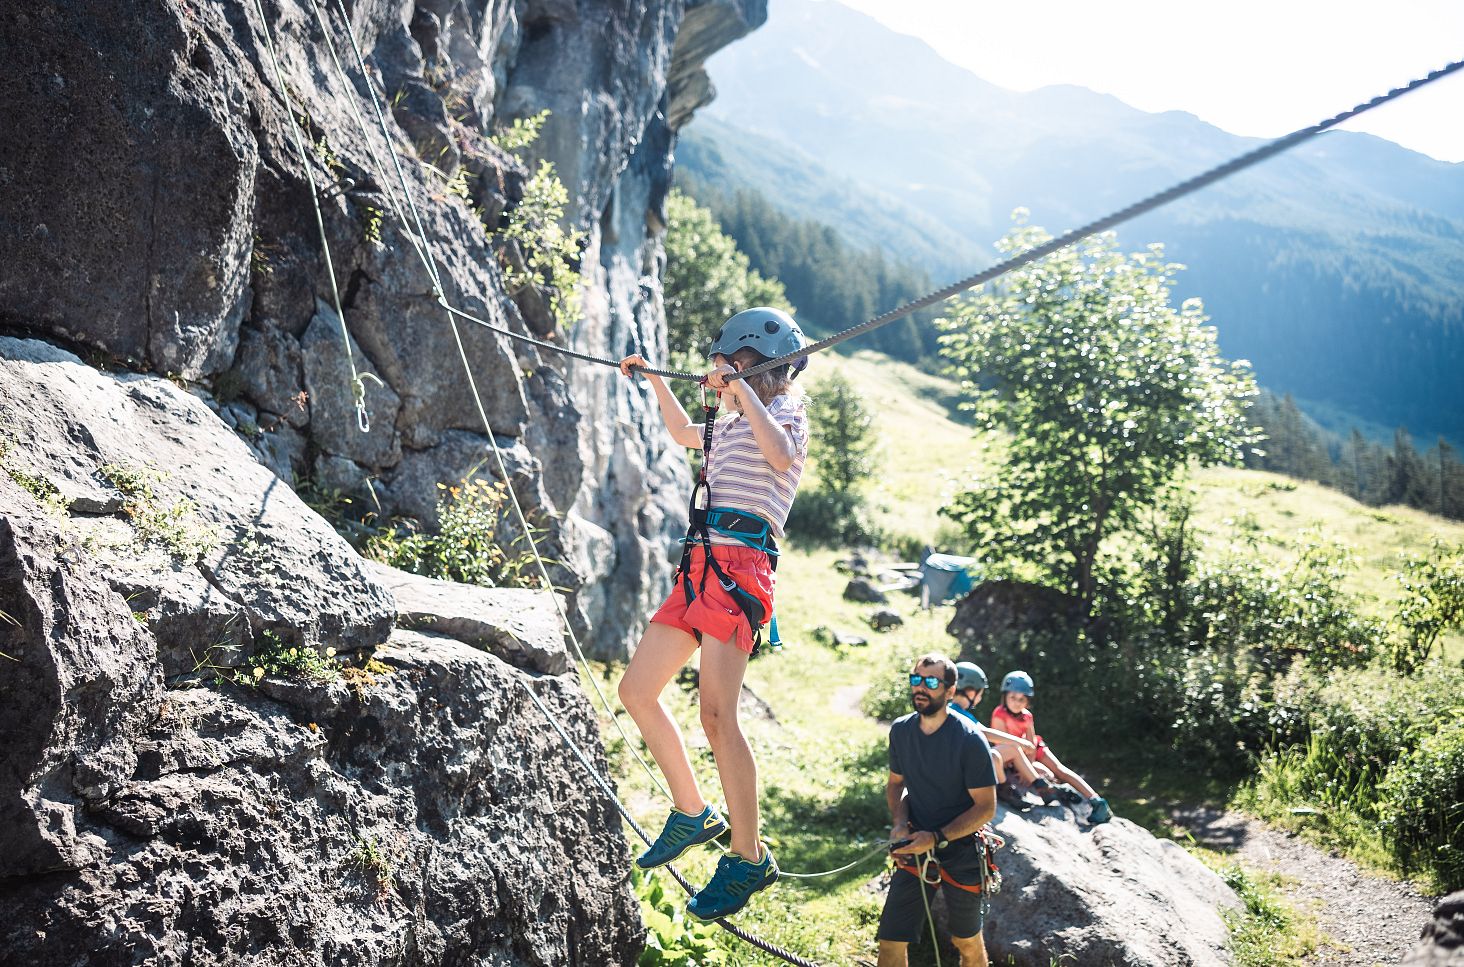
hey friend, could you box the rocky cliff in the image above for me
[0,0,765,658]
[0,0,765,963]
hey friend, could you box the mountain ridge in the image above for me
[682,0,1464,443]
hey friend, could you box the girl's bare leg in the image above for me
[698,633,759,859]
[999,746,1042,785]
[617,622,705,814]
[1041,751,1098,799]
[989,749,1007,783]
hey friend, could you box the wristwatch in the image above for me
[933,826,950,849]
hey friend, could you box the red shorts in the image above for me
[651,544,775,655]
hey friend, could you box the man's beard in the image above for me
[912,692,946,717]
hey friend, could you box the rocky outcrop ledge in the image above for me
[0,337,642,964]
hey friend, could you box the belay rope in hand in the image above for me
[893,828,1006,967]
[678,382,779,656]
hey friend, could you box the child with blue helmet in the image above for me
[616,307,809,919]
[993,670,1112,823]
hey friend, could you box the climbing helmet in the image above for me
[707,307,807,367]
[955,661,988,692]
[1001,670,1035,695]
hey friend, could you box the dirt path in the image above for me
[1172,807,1436,966]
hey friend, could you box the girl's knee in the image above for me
[699,701,741,744]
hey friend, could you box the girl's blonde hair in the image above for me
[730,348,803,406]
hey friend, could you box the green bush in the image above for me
[787,487,881,549]
[364,478,546,590]
[862,651,930,722]
[632,866,726,965]
[1378,716,1464,891]
[1163,649,1300,777]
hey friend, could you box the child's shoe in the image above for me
[687,844,779,921]
[1043,782,1086,807]
[996,780,1029,810]
[1087,796,1113,824]
[635,805,728,869]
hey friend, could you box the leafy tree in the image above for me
[1390,539,1464,673]
[937,218,1259,610]
[806,371,875,496]
[663,189,790,394]
[786,370,880,547]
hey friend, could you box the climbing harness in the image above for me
[892,828,1006,967]
[677,384,780,655]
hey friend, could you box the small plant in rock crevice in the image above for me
[347,835,395,895]
[101,462,220,559]
[237,630,339,684]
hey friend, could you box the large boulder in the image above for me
[947,578,1084,653]
[0,623,644,965]
[892,803,1239,966]
[0,476,163,878]
[1405,892,1464,967]
[0,336,395,678]
[982,805,1238,966]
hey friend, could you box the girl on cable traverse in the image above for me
[616,307,809,920]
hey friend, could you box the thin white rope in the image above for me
[308,0,673,802]
[248,0,373,431]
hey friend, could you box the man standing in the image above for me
[878,654,997,967]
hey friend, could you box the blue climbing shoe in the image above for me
[1088,796,1113,824]
[635,805,728,870]
[687,845,779,921]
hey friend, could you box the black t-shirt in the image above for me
[888,710,997,832]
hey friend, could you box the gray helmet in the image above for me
[1001,670,1034,696]
[955,661,987,692]
[707,307,807,366]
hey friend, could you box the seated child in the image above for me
[951,661,1077,808]
[991,670,1112,823]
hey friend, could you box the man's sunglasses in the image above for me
[908,673,948,690]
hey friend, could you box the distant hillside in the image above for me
[684,0,1464,444]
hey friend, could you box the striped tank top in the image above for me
[705,393,809,544]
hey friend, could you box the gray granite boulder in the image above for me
[0,336,395,678]
[981,805,1239,966]
[1405,892,1464,967]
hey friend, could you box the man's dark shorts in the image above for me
[877,837,986,943]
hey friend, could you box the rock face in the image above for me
[0,0,767,658]
[0,404,643,964]
[899,803,1238,967]
[1406,892,1464,967]
[0,620,642,965]
[0,337,396,679]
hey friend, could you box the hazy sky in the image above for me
[837,0,1464,163]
